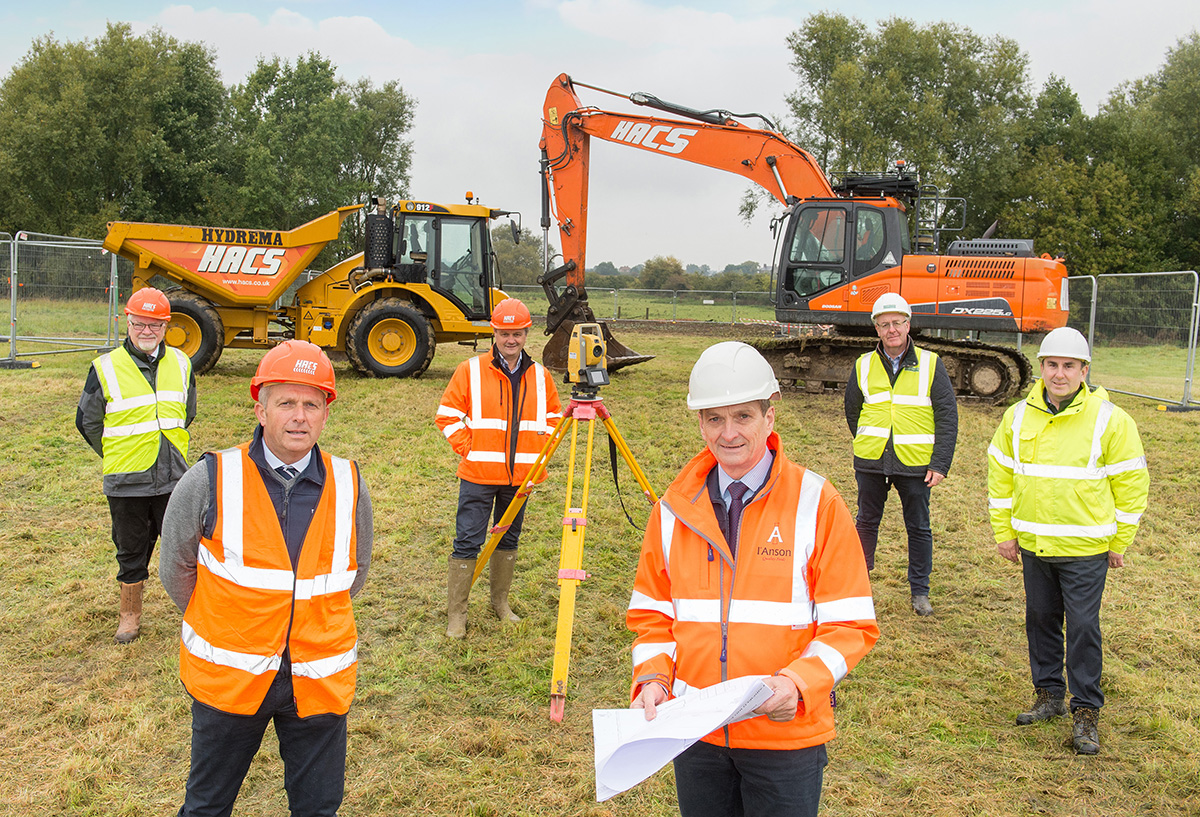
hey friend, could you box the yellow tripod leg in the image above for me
[470,416,574,586]
[549,413,597,722]
[600,413,659,505]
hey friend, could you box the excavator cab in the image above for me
[776,201,909,328]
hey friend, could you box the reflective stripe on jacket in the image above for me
[627,433,878,750]
[987,381,1148,557]
[852,347,936,466]
[436,350,562,485]
[179,444,360,717]
[95,346,190,475]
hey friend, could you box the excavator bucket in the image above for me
[542,319,655,373]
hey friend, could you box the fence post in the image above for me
[612,289,618,321]
[672,291,678,321]
[109,249,119,347]
[732,291,738,324]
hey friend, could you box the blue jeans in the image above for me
[451,479,526,559]
[673,740,828,817]
[854,471,933,596]
[178,668,347,817]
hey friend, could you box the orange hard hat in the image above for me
[125,287,171,320]
[250,340,338,403]
[490,297,532,330]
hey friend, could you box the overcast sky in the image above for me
[3,1,1197,269]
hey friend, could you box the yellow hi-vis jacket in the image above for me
[988,382,1148,557]
[180,445,360,717]
[94,346,191,475]
[851,347,937,467]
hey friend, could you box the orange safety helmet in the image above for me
[490,297,532,330]
[125,287,171,320]
[250,340,338,403]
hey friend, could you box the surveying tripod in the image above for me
[468,376,658,722]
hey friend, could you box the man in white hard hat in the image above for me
[844,293,958,616]
[627,341,878,817]
[987,327,1148,755]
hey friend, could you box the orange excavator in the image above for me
[539,73,1069,400]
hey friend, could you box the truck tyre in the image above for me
[345,298,435,378]
[165,290,225,375]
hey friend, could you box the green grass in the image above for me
[2,329,1200,815]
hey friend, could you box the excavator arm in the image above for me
[539,73,838,370]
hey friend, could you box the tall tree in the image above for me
[0,23,225,236]
[785,14,1033,239]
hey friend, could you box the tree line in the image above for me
[2,17,1197,287]
[0,23,413,268]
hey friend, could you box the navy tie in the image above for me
[727,481,748,557]
[276,465,299,481]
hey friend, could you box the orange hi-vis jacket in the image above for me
[627,433,879,750]
[180,444,360,717]
[436,348,562,486]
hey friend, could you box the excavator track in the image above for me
[750,330,1033,403]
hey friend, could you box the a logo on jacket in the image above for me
[757,525,790,561]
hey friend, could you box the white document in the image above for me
[592,675,773,802]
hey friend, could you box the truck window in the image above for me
[853,208,886,275]
[436,218,487,313]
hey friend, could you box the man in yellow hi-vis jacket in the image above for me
[77,288,196,644]
[988,327,1148,755]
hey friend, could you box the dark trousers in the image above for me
[1022,552,1108,711]
[673,740,827,817]
[108,493,171,583]
[854,471,933,595]
[451,479,526,559]
[179,669,347,817]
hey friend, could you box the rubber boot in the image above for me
[114,580,144,645]
[489,550,521,623]
[446,556,476,639]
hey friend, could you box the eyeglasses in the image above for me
[874,318,909,330]
[128,319,167,333]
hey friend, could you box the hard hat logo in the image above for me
[250,339,338,402]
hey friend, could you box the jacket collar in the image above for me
[1024,379,1106,417]
[490,344,533,377]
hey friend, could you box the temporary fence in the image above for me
[503,285,775,324]
[1067,271,1199,408]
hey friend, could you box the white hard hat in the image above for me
[687,341,781,410]
[871,293,912,320]
[1038,327,1091,362]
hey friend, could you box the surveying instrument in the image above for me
[468,323,658,721]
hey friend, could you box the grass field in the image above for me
[1,327,1199,816]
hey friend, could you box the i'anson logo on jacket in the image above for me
[756,525,791,560]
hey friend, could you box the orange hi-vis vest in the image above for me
[180,444,360,717]
[436,351,562,486]
[627,433,878,750]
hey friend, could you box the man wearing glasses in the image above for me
[844,293,958,617]
[77,287,196,643]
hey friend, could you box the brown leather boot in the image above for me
[446,556,476,639]
[489,551,521,623]
[114,581,144,644]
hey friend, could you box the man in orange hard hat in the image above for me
[160,340,373,815]
[436,297,562,638]
[77,287,196,644]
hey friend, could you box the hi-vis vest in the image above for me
[95,346,190,475]
[852,347,937,466]
[436,353,561,486]
[180,445,360,717]
[627,436,878,751]
[987,382,1149,558]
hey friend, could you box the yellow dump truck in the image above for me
[102,196,519,376]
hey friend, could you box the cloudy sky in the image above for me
[3,1,1197,269]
